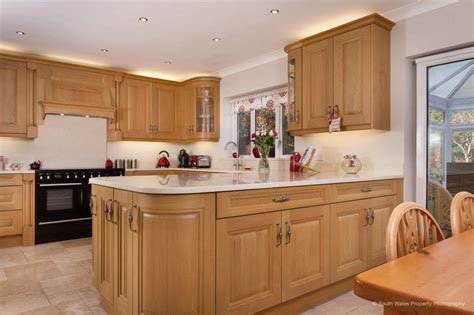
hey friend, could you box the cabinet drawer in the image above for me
[0,210,23,236]
[217,185,330,218]
[330,180,399,203]
[0,174,23,186]
[0,186,23,211]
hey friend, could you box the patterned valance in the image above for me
[230,87,288,113]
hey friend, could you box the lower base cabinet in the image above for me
[330,195,398,282]
[216,205,330,314]
[92,179,402,314]
[93,187,215,315]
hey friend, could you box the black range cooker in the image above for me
[35,168,124,244]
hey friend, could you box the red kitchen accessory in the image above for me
[105,158,113,169]
[290,152,301,172]
[157,151,170,168]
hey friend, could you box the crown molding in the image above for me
[215,48,286,78]
[382,0,459,22]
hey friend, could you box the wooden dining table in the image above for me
[354,229,474,315]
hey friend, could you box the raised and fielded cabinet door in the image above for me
[90,185,98,288]
[0,59,27,135]
[282,205,330,301]
[302,38,334,130]
[217,212,282,314]
[151,83,179,139]
[334,25,371,128]
[119,78,153,139]
[132,193,215,315]
[97,186,115,305]
[330,199,368,282]
[367,195,398,268]
[113,189,133,315]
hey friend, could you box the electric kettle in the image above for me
[157,150,170,168]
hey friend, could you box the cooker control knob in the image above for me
[46,175,50,180]
[74,174,78,179]
[39,175,43,180]
[82,174,86,178]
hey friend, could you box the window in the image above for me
[231,87,295,158]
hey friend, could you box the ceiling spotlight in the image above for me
[138,17,148,22]
[16,31,26,35]
[60,113,65,116]
[212,37,221,42]
[100,48,109,52]
[85,115,90,118]
[270,9,280,14]
[165,61,171,65]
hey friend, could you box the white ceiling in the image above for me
[0,0,454,81]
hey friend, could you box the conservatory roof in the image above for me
[429,59,473,103]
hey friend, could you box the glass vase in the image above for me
[258,146,271,174]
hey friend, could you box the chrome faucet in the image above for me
[224,141,242,170]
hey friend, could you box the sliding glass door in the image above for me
[420,52,473,237]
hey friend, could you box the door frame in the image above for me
[414,47,474,205]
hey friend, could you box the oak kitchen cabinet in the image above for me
[286,14,395,134]
[0,59,27,137]
[183,77,220,141]
[119,77,181,141]
[92,177,402,314]
[0,174,35,247]
[93,187,215,314]
[330,195,398,282]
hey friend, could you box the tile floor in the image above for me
[0,238,106,315]
[0,238,382,315]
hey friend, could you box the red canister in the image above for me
[290,152,301,172]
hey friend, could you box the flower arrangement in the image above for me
[251,128,278,150]
[252,127,278,174]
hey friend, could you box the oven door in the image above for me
[36,182,85,224]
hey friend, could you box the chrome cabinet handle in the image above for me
[361,187,373,193]
[369,208,375,225]
[276,223,282,247]
[89,194,96,215]
[128,205,138,232]
[272,196,289,203]
[285,222,292,245]
[363,209,370,226]
[110,200,118,224]
[105,199,113,222]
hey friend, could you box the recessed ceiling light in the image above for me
[16,31,25,35]
[138,17,148,22]
[165,61,171,65]
[100,48,109,52]
[270,9,280,14]
[213,37,221,42]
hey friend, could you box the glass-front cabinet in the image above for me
[287,48,302,131]
[184,78,220,140]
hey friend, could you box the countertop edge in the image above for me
[90,174,404,194]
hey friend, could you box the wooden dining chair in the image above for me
[386,202,445,261]
[450,191,474,235]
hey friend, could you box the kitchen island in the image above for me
[90,170,403,314]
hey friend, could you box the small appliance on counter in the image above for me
[157,151,170,168]
[178,149,190,168]
[190,155,211,168]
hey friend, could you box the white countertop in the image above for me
[90,169,403,194]
[0,170,35,174]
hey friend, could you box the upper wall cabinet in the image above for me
[35,63,117,119]
[285,14,395,134]
[183,77,221,141]
[0,59,27,136]
[119,77,181,141]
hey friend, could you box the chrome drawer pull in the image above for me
[276,223,282,247]
[361,187,373,193]
[272,196,290,203]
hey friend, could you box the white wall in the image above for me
[0,0,472,182]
